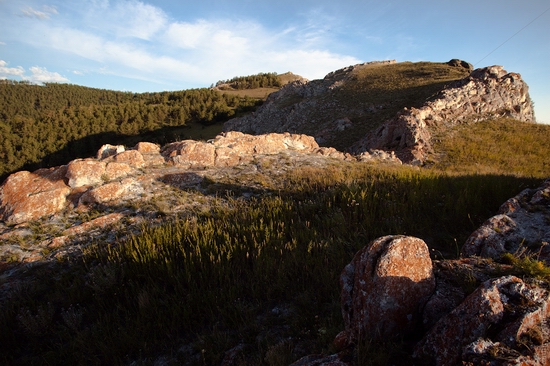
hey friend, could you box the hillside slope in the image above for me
[223,60,534,163]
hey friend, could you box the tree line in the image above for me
[215,72,282,90]
[0,80,262,180]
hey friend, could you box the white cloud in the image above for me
[85,0,167,40]
[20,5,57,20]
[0,60,68,83]
[12,2,362,88]
[0,60,25,79]
[27,66,69,83]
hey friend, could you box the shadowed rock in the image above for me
[339,235,435,343]
[461,179,550,263]
[414,275,550,365]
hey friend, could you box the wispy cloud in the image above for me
[20,5,57,20]
[10,0,362,87]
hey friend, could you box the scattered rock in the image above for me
[97,144,125,160]
[164,140,216,168]
[133,142,160,154]
[104,162,134,181]
[289,354,349,366]
[112,150,145,168]
[79,178,141,205]
[66,159,107,188]
[0,167,71,225]
[461,179,550,262]
[447,58,473,71]
[62,213,125,236]
[339,235,435,343]
[414,275,550,365]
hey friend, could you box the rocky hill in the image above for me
[224,60,534,164]
[0,60,548,365]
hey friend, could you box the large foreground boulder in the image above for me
[339,235,435,343]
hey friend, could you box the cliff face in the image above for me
[224,61,534,164]
[351,65,534,164]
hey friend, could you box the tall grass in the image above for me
[0,162,541,365]
[430,118,550,178]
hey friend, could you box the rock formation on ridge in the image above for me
[224,60,534,164]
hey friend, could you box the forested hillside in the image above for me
[0,80,261,180]
[214,72,282,90]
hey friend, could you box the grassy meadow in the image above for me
[1,140,548,364]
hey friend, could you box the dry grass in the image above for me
[429,118,550,178]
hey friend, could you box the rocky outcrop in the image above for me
[0,132,362,226]
[352,65,534,163]
[223,61,397,148]
[414,275,550,365]
[339,236,435,343]
[461,178,550,262]
[224,60,533,165]
[0,167,71,225]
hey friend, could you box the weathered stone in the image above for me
[66,159,106,188]
[421,257,504,331]
[113,150,145,168]
[0,167,71,225]
[356,149,402,164]
[447,58,473,71]
[289,354,349,366]
[133,142,160,154]
[339,235,435,343]
[97,144,125,160]
[351,66,534,163]
[104,162,134,181]
[62,213,124,236]
[223,62,398,147]
[168,140,216,168]
[414,275,550,365]
[79,179,139,205]
[461,179,550,262]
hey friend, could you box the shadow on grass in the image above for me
[0,170,544,365]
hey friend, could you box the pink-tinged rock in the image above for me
[289,354,349,366]
[170,141,216,168]
[79,181,130,205]
[414,275,550,365]
[0,167,71,225]
[461,179,550,262]
[66,159,107,188]
[105,162,133,181]
[113,150,145,168]
[133,142,160,154]
[340,235,435,343]
[62,213,124,236]
[97,144,125,160]
[214,146,252,167]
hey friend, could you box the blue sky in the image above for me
[1,0,549,123]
